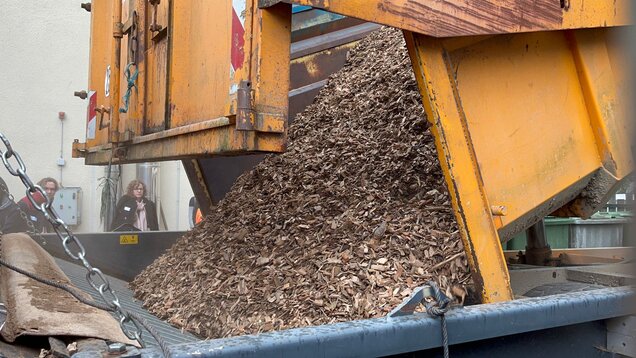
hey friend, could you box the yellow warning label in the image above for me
[119,235,139,245]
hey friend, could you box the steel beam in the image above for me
[282,0,630,38]
[137,286,636,357]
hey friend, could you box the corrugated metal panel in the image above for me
[55,259,200,350]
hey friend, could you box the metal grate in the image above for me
[55,258,200,350]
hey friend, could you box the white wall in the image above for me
[0,1,194,233]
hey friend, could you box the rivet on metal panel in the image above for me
[490,205,507,216]
[236,81,255,131]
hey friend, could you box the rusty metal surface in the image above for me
[0,233,136,345]
[291,22,380,59]
[290,0,630,37]
[292,15,366,42]
[290,41,356,89]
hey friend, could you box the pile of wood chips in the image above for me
[131,28,471,339]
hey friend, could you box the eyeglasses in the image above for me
[134,188,144,191]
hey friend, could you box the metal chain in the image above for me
[0,132,144,346]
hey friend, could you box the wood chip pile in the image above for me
[132,28,470,339]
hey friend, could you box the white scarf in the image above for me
[135,200,148,231]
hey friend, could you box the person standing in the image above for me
[0,177,29,234]
[110,179,159,231]
[17,177,59,233]
[38,177,59,202]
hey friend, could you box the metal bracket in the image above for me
[72,140,87,158]
[388,285,433,317]
[236,81,255,131]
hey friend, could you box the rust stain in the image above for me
[378,0,563,37]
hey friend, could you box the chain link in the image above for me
[0,132,144,346]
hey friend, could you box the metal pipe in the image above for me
[526,220,548,249]
[109,0,123,143]
[525,219,552,265]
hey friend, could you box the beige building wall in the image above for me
[0,1,193,233]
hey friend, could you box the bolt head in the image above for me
[108,342,127,353]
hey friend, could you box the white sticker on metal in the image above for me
[86,91,97,140]
[229,0,247,95]
[105,65,111,98]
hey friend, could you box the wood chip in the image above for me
[132,27,471,340]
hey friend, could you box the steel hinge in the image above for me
[236,81,286,133]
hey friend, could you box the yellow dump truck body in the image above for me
[74,0,632,302]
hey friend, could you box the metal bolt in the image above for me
[81,3,92,12]
[108,343,127,353]
[74,90,88,100]
[490,205,507,216]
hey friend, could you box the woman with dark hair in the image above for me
[110,179,159,231]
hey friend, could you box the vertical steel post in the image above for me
[403,31,514,303]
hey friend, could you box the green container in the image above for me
[506,214,632,250]
[506,217,576,250]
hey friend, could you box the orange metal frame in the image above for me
[76,0,632,303]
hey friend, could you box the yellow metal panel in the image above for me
[404,32,514,303]
[87,0,114,148]
[77,1,291,164]
[568,29,633,179]
[447,32,601,231]
[253,4,292,120]
[145,40,169,131]
[288,0,630,37]
[169,0,234,127]
[404,26,631,302]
